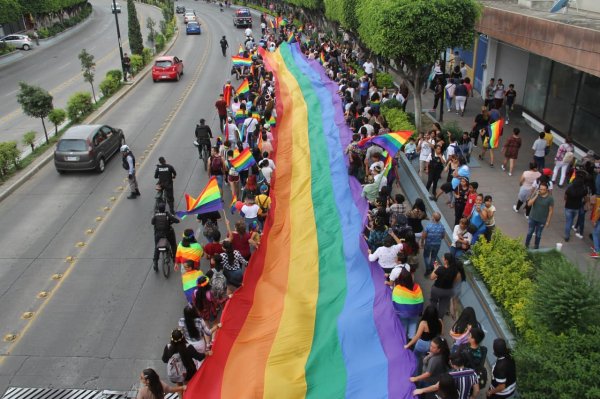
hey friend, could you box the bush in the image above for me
[130,54,145,75]
[514,326,600,399]
[374,72,394,89]
[48,108,67,135]
[529,251,600,335]
[99,76,121,98]
[469,230,535,332]
[0,42,15,55]
[0,141,20,177]
[380,107,417,133]
[67,92,94,123]
[443,121,464,141]
[154,34,166,53]
[381,98,402,110]
[22,131,36,152]
[106,69,123,82]
[142,47,153,65]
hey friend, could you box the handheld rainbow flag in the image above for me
[176,177,222,218]
[381,150,393,177]
[236,79,250,96]
[268,18,275,29]
[188,42,415,399]
[488,119,504,149]
[569,168,577,184]
[230,148,256,172]
[232,56,252,67]
[238,44,244,55]
[182,269,203,305]
[287,31,296,43]
[252,111,261,121]
[276,16,282,28]
[358,131,413,157]
[230,194,238,214]
[267,115,276,127]
[234,109,246,125]
[223,83,234,107]
[319,51,326,65]
[280,17,288,27]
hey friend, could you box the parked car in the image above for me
[186,21,201,35]
[111,2,121,13]
[152,56,184,82]
[184,11,196,24]
[176,5,186,14]
[0,34,33,50]
[233,8,252,28]
[54,124,125,173]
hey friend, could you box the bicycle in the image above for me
[194,140,210,171]
[155,238,173,278]
[154,184,166,212]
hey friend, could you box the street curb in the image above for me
[0,24,179,204]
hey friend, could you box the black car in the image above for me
[176,5,185,14]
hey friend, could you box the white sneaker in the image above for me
[572,225,577,231]
[506,120,509,125]
[513,205,518,213]
[576,233,584,239]
[501,165,506,171]
[508,173,512,176]
[525,215,529,220]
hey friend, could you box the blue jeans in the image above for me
[564,208,578,240]
[575,208,586,235]
[525,219,545,249]
[398,316,419,340]
[450,246,465,259]
[593,220,600,253]
[422,244,440,274]
[533,155,545,171]
[214,175,224,191]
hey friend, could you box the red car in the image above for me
[152,56,184,82]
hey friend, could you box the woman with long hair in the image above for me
[226,149,241,199]
[178,305,216,354]
[175,229,203,271]
[193,276,219,326]
[225,219,252,260]
[137,368,184,399]
[409,336,450,388]
[449,306,480,353]
[404,304,443,373]
[161,330,207,390]
[388,267,423,339]
[430,253,459,317]
[368,231,404,273]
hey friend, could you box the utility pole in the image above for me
[112,0,127,82]
[439,50,447,123]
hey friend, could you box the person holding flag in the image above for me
[223,80,235,107]
[223,117,240,146]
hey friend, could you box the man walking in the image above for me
[525,182,554,249]
[215,94,228,134]
[122,53,131,80]
[154,157,177,214]
[485,78,495,110]
[421,212,445,276]
[121,145,140,199]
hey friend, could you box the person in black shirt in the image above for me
[488,338,516,398]
[152,202,179,271]
[162,329,208,385]
[154,157,177,214]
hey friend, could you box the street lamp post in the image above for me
[112,0,127,82]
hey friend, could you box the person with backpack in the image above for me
[458,327,488,392]
[178,305,215,354]
[193,275,220,326]
[426,144,446,196]
[255,184,271,228]
[205,255,229,302]
[208,146,226,195]
[161,329,208,390]
[121,145,140,199]
[137,368,185,399]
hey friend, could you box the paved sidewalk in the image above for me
[400,83,596,270]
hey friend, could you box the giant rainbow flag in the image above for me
[186,42,415,398]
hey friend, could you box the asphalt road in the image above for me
[0,1,251,392]
[0,0,163,148]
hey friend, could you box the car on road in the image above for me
[186,21,201,35]
[184,11,196,24]
[0,34,33,50]
[233,8,252,28]
[111,2,121,13]
[152,56,184,82]
[54,124,125,173]
[176,5,185,14]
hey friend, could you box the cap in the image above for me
[260,184,269,193]
[263,123,271,130]
[587,150,595,156]
[120,144,129,152]
[542,168,552,177]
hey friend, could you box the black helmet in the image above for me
[222,35,226,39]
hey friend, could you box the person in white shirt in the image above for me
[242,116,259,146]
[224,117,240,144]
[445,79,456,112]
[363,60,375,79]
[418,132,435,174]
[259,159,273,184]
[368,233,404,273]
[244,28,252,37]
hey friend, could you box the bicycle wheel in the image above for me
[202,148,208,171]
[162,250,171,278]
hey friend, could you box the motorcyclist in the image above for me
[220,35,228,57]
[195,119,213,159]
[154,157,177,214]
[151,202,179,271]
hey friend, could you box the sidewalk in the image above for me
[398,79,596,270]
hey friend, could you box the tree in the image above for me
[78,48,96,102]
[0,0,22,25]
[48,108,67,135]
[16,82,53,144]
[146,16,156,44]
[22,131,36,152]
[356,0,481,129]
[127,0,144,55]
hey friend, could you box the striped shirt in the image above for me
[450,368,478,399]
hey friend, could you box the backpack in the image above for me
[210,156,223,175]
[210,270,228,301]
[167,350,186,383]
[459,344,488,389]
[257,195,269,220]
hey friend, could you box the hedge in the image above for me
[0,141,20,178]
[67,91,94,123]
[380,107,416,134]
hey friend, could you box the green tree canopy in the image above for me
[16,81,53,143]
[127,0,144,55]
[323,0,357,31]
[0,0,22,24]
[357,0,480,128]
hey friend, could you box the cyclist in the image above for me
[154,157,177,214]
[220,35,228,57]
[195,119,213,161]
[151,202,179,272]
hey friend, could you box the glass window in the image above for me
[523,54,552,116]
[571,73,600,154]
[544,62,581,133]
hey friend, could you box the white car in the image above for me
[184,11,196,24]
[0,34,33,50]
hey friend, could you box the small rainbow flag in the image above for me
[238,44,245,55]
[252,111,261,121]
[232,56,252,67]
[488,119,504,149]
[182,269,203,305]
[175,242,204,268]
[236,79,250,96]
[234,109,246,125]
[276,16,282,28]
[287,31,296,43]
[268,18,275,29]
[230,194,238,214]
[381,150,392,177]
[280,17,288,27]
[358,131,413,157]
[267,115,276,127]
[230,148,256,172]
[176,177,223,218]
[569,168,577,184]
[319,52,326,65]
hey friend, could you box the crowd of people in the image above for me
[132,9,531,399]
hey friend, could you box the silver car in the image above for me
[0,34,33,50]
[54,124,125,173]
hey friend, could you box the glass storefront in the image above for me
[523,54,600,154]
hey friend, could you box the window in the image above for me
[57,139,87,152]
[544,62,581,133]
[522,54,552,116]
[571,74,600,154]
